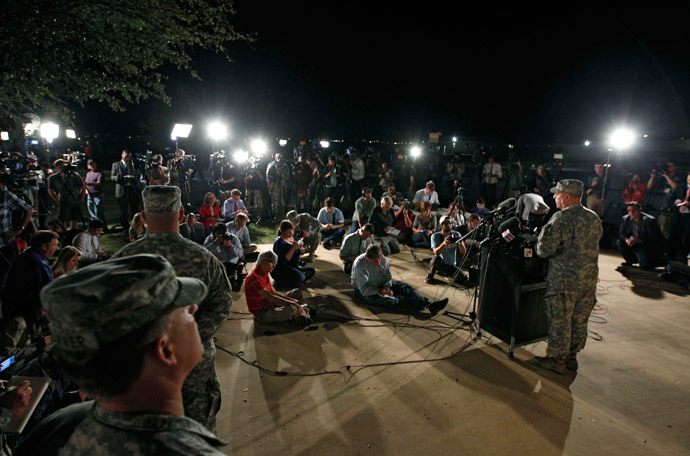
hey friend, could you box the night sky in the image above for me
[75,8,690,144]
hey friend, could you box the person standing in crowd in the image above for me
[286,210,322,263]
[507,158,524,200]
[317,197,346,249]
[427,215,470,286]
[482,156,502,208]
[617,202,667,270]
[199,192,221,231]
[534,179,602,375]
[111,149,141,234]
[530,164,554,210]
[294,155,314,214]
[351,244,448,314]
[646,161,681,238]
[36,254,227,454]
[111,186,232,432]
[340,223,374,275]
[72,219,110,265]
[167,149,193,209]
[84,159,107,227]
[271,220,315,288]
[671,173,690,263]
[585,161,607,218]
[244,250,312,327]
[179,213,206,244]
[350,187,377,234]
[147,153,170,186]
[0,174,34,292]
[266,152,289,221]
[623,174,647,204]
[47,159,85,231]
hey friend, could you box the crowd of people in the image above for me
[0,140,687,453]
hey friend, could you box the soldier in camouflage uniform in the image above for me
[286,210,322,262]
[32,254,226,455]
[535,179,603,375]
[111,186,232,431]
[266,152,290,220]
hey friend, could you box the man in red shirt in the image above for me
[244,250,311,326]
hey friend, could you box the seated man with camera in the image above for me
[426,216,471,286]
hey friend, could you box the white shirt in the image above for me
[413,188,440,206]
[72,231,104,261]
[483,162,502,184]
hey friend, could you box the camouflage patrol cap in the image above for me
[142,185,182,214]
[550,179,584,196]
[41,254,207,352]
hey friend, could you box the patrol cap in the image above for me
[439,215,452,225]
[41,254,207,352]
[550,179,584,196]
[142,185,182,214]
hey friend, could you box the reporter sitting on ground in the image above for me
[369,196,401,255]
[128,212,148,242]
[244,251,311,327]
[426,215,471,286]
[617,201,667,270]
[340,223,374,275]
[179,213,206,244]
[202,222,227,249]
[411,201,437,248]
[29,254,226,454]
[286,210,322,262]
[412,181,440,211]
[352,244,448,314]
[349,187,377,234]
[52,245,82,279]
[205,231,244,287]
[0,380,32,452]
[226,212,259,263]
[72,219,110,265]
[222,189,249,222]
[272,220,315,289]
[316,197,346,249]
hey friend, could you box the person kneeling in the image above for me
[427,215,472,287]
[340,223,374,275]
[244,251,312,327]
[351,244,447,314]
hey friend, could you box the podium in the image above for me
[477,244,549,358]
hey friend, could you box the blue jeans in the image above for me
[354,281,430,311]
[321,227,345,243]
[87,193,106,222]
[271,265,315,288]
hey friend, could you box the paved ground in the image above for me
[211,245,688,456]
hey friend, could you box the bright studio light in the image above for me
[207,122,227,141]
[233,149,249,163]
[251,139,267,155]
[0,132,9,141]
[410,146,421,158]
[610,129,635,149]
[319,140,330,148]
[40,123,59,142]
[584,140,590,146]
[65,129,76,139]
[279,139,288,147]
[171,123,193,139]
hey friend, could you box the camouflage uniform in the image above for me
[56,402,225,455]
[287,211,321,260]
[266,157,290,220]
[537,180,603,361]
[111,187,232,431]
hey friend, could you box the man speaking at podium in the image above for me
[534,179,602,375]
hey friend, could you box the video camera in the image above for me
[2,155,41,190]
[62,150,87,171]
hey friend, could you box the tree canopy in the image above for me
[0,0,251,128]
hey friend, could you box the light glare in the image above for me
[207,122,227,141]
[251,139,267,155]
[610,129,635,149]
[40,123,59,142]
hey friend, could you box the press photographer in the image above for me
[46,159,85,231]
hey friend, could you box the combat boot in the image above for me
[566,354,578,371]
[532,356,566,375]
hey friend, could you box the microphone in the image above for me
[487,197,517,216]
[498,217,521,243]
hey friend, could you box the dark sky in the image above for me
[76,8,690,144]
